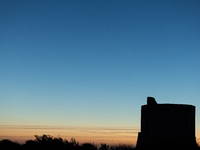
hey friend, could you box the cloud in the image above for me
[0,125,139,136]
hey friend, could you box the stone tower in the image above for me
[136,97,197,149]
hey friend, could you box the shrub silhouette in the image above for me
[24,134,77,150]
[0,139,22,150]
[99,143,109,150]
[81,143,97,150]
[110,144,135,150]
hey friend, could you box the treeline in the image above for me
[1,134,200,150]
[0,134,135,150]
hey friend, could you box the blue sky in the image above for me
[0,0,200,144]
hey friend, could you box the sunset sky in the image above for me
[0,0,200,146]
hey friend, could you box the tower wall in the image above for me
[136,97,196,149]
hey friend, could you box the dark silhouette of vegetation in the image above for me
[0,139,22,150]
[99,143,109,150]
[0,134,199,150]
[110,144,135,150]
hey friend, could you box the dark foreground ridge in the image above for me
[0,134,136,150]
[0,134,199,150]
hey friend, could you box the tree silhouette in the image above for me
[0,139,22,150]
[99,143,109,150]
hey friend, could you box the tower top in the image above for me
[147,97,157,105]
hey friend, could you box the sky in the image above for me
[0,0,200,146]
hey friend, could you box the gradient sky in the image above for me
[0,0,200,145]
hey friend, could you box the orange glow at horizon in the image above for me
[197,130,200,146]
[0,125,138,146]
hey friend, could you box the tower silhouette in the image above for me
[136,97,197,150]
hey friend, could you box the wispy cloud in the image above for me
[0,125,139,138]
[0,125,139,131]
